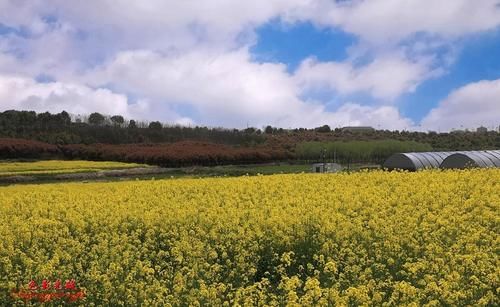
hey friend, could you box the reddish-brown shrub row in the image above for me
[0,138,290,165]
[60,141,291,166]
[0,138,60,158]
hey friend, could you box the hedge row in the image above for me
[0,138,290,166]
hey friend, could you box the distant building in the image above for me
[476,126,488,133]
[312,163,343,173]
[341,126,375,133]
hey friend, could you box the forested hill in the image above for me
[0,110,499,151]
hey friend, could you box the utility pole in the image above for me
[322,147,326,173]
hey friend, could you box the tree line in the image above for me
[295,140,433,164]
[1,110,498,150]
[268,129,500,153]
[1,110,498,166]
[0,110,265,146]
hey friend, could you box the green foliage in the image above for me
[314,125,331,133]
[0,110,265,146]
[110,115,125,126]
[88,113,105,126]
[1,110,498,156]
[296,140,433,163]
[148,121,162,130]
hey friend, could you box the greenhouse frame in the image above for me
[440,150,500,169]
[382,151,455,171]
[383,150,500,171]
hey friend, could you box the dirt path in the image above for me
[0,167,175,185]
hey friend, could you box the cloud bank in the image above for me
[422,79,500,131]
[0,0,499,130]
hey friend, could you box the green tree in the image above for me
[58,111,71,126]
[315,125,331,133]
[88,112,105,126]
[149,121,163,130]
[110,115,125,127]
[128,120,137,129]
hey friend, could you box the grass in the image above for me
[0,161,381,185]
[210,163,312,175]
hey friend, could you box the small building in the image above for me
[440,150,500,169]
[312,163,342,173]
[341,126,375,133]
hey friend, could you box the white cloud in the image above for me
[0,0,311,53]
[81,48,414,129]
[4,0,500,44]
[5,0,498,62]
[421,79,500,131]
[294,54,436,100]
[0,73,194,125]
[49,0,286,31]
[0,22,79,79]
[0,0,46,31]
[84,48,309,126]
[296,0,500,45]
[0,74,134,118]
[0,0,499,130]
[323,103,415,130]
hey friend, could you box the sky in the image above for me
[0,0,499,131]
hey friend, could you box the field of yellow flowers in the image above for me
[0,169,498,305]
[0,160,144,177]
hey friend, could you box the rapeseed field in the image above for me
[0,169,498,305]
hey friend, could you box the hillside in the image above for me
[1,110,499,166]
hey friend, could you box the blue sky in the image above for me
[254,20,500,126]
[400,30,500,123]
[252,21,356,71]
[0,1,499,131]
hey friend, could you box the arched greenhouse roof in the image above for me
[383,151,455,171]
[440,150,500,169]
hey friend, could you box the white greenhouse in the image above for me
[440,150,500,169]
[382,151,454,171]
[383,150,500,171]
